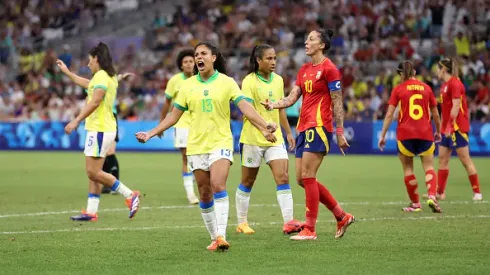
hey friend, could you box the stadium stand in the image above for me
[0,0,489,123]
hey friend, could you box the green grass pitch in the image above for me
[0,152,489,275]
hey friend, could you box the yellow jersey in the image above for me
[165,72,191,128]
[85,70,117,132]
[174,71,248,155]
[239,72,284,146]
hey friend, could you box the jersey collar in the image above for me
[197,70,219,83]
[256,72,274,84]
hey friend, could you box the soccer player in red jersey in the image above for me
[262,29,354,240]
[430,58,482,201]
[378,61,442,213]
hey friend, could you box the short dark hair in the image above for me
[176,49,194,71]
[193,42,227,75]
[88,42,116,77]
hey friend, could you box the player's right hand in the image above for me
[135,131,151,143]
[434,132,442,143]
[262,130,277,143]
[266,122,277,133]
[260,99,274,111]
[378,136,386,151]
[56,59,70,74]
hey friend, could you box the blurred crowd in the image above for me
[0,0,489,124]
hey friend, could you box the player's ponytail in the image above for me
[89,42,116,77]
[248,44,273,74]
[438,57,460,77]
[397,60,415,81]
[193,42,227,75]
[315,28,334,54]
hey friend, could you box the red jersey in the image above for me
[295,58,341,132]
[440,77,470,133]
[388,79,436,141]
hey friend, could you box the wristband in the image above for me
[336,127,344,135]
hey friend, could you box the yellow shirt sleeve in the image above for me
[173,81,188,111]
[165,75,177,99]
[229,77,247,105]
[241,75,254,102]
[92,71,110,92]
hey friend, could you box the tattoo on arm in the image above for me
[274,86,301,109]
[331,92,344,129]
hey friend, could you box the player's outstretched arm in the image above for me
[56,59,90,89]
[279,109,295,151]
[237,100,277,143]
[136,107,184,143]
[64,88,105,134]
[262,85,301,110]
[378,105,396,151]
[331,90,350,154]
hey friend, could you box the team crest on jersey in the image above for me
[203,89,209,96]
[268,91,272,97]
[316,71,322,79]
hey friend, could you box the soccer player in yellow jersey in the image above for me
[160,49,199,204]
[236,44,302,235]
[136,42,277,251]
[60,42,141,221]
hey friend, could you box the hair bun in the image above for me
[326,29,334,38]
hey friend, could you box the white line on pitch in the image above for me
[1,214,490,235]
[0,200,487,219]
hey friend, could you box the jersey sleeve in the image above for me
[324,66,342,92]
[388,87,399,106]
[92,71,109,92]
[230,77,250,105]
[173,82,188,111]
[450,81,464,99]
[241,76,254,102]
[165,76,177,99]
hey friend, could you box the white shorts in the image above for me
[240,144,288,168]
[174,128,189,148]
[187,149,234,172]
[84,131,116,158]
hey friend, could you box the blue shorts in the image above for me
[440,131,469,149]
[397,139,435,157]
[295,126,333,158]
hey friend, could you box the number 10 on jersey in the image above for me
[304,80,313,93]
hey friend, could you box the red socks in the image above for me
[404,175,419,203]
[469,174,481,194]
[425,170,437,197]
[317,181,345,221]
[437,169,449,195]
[303,178,319,231]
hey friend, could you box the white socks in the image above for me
[200,201,218,240]
[111,180,133,199]
[182,172,195,197]
[276,183,294,223]
[214,191,229,238]
[86,193,100,214]
[236,183,252,224]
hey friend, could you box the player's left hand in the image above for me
[266,122,277,133]
[260,99,274,111]
[262,130,277,143]
[434,132,442,143]
[286,134,296,151]
[337,134,350,155]
[135,131,151,143]
[378,136,386,151]
[64,120,79,134]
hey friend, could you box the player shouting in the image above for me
[136,42,277,251]
[378,61,442,213]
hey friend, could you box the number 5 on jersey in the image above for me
[409,94,423,120]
